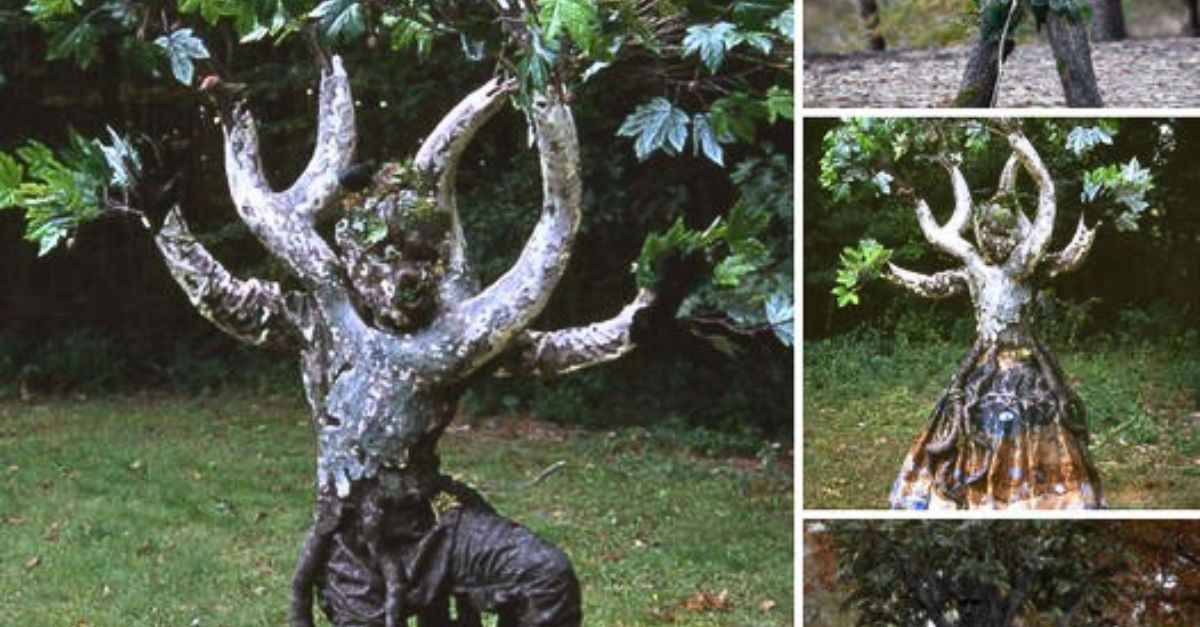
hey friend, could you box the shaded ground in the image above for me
[804,37,1200,107]
[0,394,792,626]
[804,337,1200,509]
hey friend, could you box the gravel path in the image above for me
[803,37,1200,108]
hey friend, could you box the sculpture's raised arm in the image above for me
[914,160,980,264]
[222,56,355,287]
[413,78,517,305]
[154,208,303,350]
[437,95,583,374]
[1004,131,1056,276]
[997,153,1033,237]
[494,290,653,377]
[884,263,969,300]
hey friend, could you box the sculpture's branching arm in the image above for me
[885,263,968,300]
[914,160,979,264]
[494,290,653,377]
[998,153,1033,237]
[1042,215,1096,280]
[414,78,516,305]
[436,97,583,375]
[154,208,301,350]
[223,56,355,286]
[1005,131,1057,277]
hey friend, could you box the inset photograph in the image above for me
[804,117,1200,509]
[804,1,1200,107]
[804,519,1200,625]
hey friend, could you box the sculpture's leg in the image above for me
[291,495,343,627]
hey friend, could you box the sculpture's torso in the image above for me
[966,262,1035,345]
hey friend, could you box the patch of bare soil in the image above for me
[804,37,1200,108]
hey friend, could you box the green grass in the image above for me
[0,395,793,626]
[803,335,1200,509]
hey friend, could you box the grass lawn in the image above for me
[804,335,1200,509]
[0,394,793,626]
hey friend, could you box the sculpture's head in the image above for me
[336,162,449,332]
[974,191,1021,265]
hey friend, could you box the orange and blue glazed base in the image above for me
[888,341,1104,510]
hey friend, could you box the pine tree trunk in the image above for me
[858,0,886,51]
[1045,12,1104,107]
[1089,0,1127,42]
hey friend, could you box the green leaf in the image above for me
[1065,125,1114,157]
[539,0,599,53]
[765,291,793,346]
[97,127,141,190]
[154,28,211,85]
[692,113,725,166]
[617,98,690,161]
[771,7,794,39]
[764,86,793,123]
[682,22,737,73]
[310,0,366,43]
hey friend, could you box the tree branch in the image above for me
[437,95,583,376]
[943,158,974,236]
[913,161,979,263]
[1004,131,1057,277]
[997,152,1033,236]
[494,290,652,377]
[885,263,968,300]
[288,56,357,221]
[413,78,517,305]
[154,208,303,350]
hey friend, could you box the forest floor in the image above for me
[803,37,1200,108]
[0,395,792,626]
[804,336,1200,510]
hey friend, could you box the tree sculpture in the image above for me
[154,51,648,625]
[883,130,1102,509]
[821,119,1155,510]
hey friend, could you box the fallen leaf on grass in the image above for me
[760,598,778,612]
[683,589,729,612]
[24,555,42,570]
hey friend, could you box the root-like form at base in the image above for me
[290,471,581,627]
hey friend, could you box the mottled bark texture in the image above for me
[956,2,1102,107]
[153,55,651,625]
[886,130,1104,510]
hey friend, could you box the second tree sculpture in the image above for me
[887,130,1104,510]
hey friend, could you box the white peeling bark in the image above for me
[436,96,583,375]
[885,264,968,300]
[414,78,517,305]
[1004,132,1056,278]
[496,290,653,377]
[154,208,303,350]
[221,56,357,287]
[1043,215,1096,279]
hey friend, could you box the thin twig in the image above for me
[991,0,1021,108]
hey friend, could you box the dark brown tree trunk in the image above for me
[858,0,886,51]
[1186,0,1200,36]
[1089,0,1127,42]
[1045,12,1104,106]
[955,31,1013,107]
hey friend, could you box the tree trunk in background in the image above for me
[955,31,1012,107]
[1089,0,1127,42]
[1045,12,1104,106]
[1186,0,1200,36]
[858,0,885,51]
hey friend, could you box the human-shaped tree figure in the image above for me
[882,129,1104,509]
[151,51,653,625]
